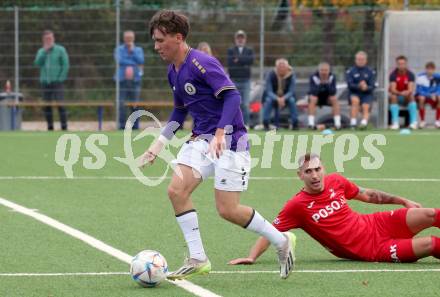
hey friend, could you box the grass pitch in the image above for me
[0,130,439,297]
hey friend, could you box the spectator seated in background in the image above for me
[262,58,297,130]
[415,61,440,129]
[346,51,376,129]
[389,55,417,130]
[307,62,341,130]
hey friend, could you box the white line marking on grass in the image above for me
[211,269,440,274]
[0,197,221,297]
[0,272,129,277]
[2,269,440,278]
[0,176,440,182]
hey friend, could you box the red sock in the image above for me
[436,108,440,121]
[433,209,440,228]
[419,108,425,121]
[431,236,440,259]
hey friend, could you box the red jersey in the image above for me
[389,69,415,92]
[273,173,381,261]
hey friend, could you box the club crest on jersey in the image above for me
[184,82,196,95]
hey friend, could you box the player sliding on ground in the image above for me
[230,153,440,265]
[141,10,295,280]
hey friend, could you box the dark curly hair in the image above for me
[149,10,190,40]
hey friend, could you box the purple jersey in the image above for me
[167,49,248,151]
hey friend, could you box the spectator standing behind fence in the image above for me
[307,62,341,130]
[114,30,144,130]
[415,62,440,129]
[33,30,69,131]
[346,51,375,129]
[262,58,297,130]
[389,55,417,130]
[227,30,254,127]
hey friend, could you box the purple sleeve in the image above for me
[161,77,187,139]
[161,107,187,140]
[216,89,240,129]
[198,55,236,98]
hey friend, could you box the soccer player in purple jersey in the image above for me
[141,10,295,280]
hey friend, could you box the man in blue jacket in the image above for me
[262,58,297,130]
[114,30,144,129]
[346,51,376,129]
[308,62,341,129]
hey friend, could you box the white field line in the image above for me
[211,269,440,274]
[2,269,440,277]
[0,197,221,297]
[0,131,439,137]
[0,176,439,182]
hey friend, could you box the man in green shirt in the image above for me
[34,30,69,130]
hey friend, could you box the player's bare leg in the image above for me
[360,103,370,128]
[215,190,296,279]
[410,236,440,260]
[167,164,211,280]
[308,95,318,129]
[215,190,253,225]
[411,237,433,258]
[405,208,440,261]
[405,208,437,234]
[350,95,360,128]
[417,95,426,128]
[167,164,201,214]
[436,96,440,128]
[329,95,341,129]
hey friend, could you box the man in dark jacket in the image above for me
[227,30,254,126]
[308,62,341,129]
[262,58,297,130]
[346,51,376,129]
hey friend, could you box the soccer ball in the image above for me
[130,250,168,287]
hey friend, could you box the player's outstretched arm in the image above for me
[354,188,422,208]
[139,135,167,167]
[228,236,270,265]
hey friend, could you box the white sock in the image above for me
[245,210,286,250]
[176,210,207,261]
[360,118,368,126]
[308,115,315,126]
[334,115,341,128]
[350,118,357,126]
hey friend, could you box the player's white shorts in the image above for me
[171,139,250,192]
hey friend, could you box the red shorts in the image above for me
[417,96,439,109]
[371,208,418,263]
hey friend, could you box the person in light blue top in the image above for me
[114,30,144,129]
[262,58,297,130]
